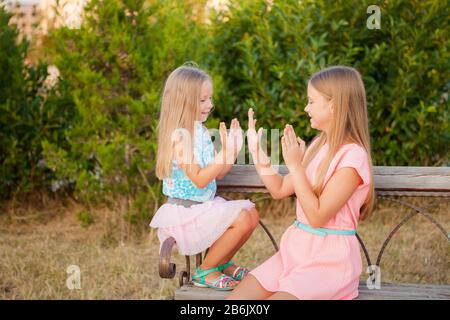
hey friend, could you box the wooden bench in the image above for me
[158,165,450,300]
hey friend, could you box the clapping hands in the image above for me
[219,118,243,164]
[247,108,263,155]
[217,109,305,171]
[281,124,306,171]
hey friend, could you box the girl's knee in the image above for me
[244,208,260,231]
[249,208,260,229]
[233,210,254,232]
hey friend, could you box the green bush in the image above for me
[0,5,74,198]
[42,0,211,222]
[211,0,449,165]
[1,0,448,217]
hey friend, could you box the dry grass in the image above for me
[0,194,448,299]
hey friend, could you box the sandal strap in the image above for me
[217,261,234,272]
[193,271,236,289]
[192,266,220,280]
[233,266,250,280]
[212,274,233,289]
[217,261,250,280]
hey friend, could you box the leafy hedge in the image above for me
[1,0,448,215]
[210,0,449,166]
[0,6,74,197]
[40,0,211,221]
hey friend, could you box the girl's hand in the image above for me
[281,124,306,171]
[219,119,243,164]
[229,118,244,157]
[247,108,263,154]
[219,122,227,161]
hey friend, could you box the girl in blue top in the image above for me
[150,66,259,290]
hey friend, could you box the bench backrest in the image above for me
[217,165,450,197]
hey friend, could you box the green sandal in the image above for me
[218,261,250,281]
[191,266,238,291]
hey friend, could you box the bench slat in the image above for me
[217,165,450,196]
[174,282,450,300]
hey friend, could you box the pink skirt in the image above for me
[150,196,255,255]
[250,225,362,300]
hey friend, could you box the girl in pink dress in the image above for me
[150,66,258,291]
[228,66,375,300]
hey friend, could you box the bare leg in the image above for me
[199,210,255,285]
[227,274,273,300]
[220,208,260,275]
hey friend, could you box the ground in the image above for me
[0,195,448,299]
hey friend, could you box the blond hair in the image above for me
[302,66,375,220]
[155,66,212,179]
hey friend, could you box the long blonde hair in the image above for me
[302,66,375,220]
[155,66,212,179]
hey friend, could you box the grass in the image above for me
[0,194,449,299]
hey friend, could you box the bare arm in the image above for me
[216,163,233,180]
[252,149,295,200]
[247,108,294,199]
[175,121,240,187]
[175,146,227,188]
[289,165,361,227]
[281,125,362,228]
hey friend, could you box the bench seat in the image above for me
[174,282,450,300]
[158,165,450,300]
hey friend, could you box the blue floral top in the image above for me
[162,122,217,202]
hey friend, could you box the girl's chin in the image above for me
[199,112,209,122]
[309,118,321,127]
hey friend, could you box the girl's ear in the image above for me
[329,99,335,114]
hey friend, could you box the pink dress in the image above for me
[250,143,371,300]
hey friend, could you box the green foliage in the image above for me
[211,0,449,165]
[41,0,210,218]
[1,0,448,217]
[77,210,95,227]
[0,5,74,197]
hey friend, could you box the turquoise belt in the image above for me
[293,220,356,236]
